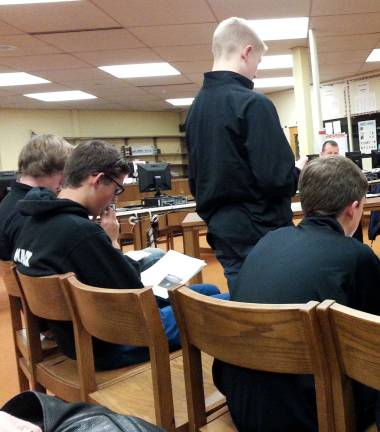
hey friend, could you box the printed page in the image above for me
[141,250,206,298]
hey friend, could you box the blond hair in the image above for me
[212,17,267,60]
[18,134,73,177]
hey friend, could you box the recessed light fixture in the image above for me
[24,90,97,101]
[366,49,380,62]
[166,98,194,106]
[249,17,309,41]
[253,77,295,88]
[99,63,181,78]
[258,55,293,70]
[0,0,79,4]
[0,72,49,86]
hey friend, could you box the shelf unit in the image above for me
[65,135,188,178]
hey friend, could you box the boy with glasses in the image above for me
[14,140,223,370]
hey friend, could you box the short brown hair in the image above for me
[63,139,129,188]
[299,156,368,218]
[18,134,72,177]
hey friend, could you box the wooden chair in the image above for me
[169,286,334,432]
[317,300,380,432]
[16,271,151,403]
[64,275,225,432]
[0,261,57,392]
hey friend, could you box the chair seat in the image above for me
[35,353,151,402]
[89,352,225,429]
[200,408,236,432]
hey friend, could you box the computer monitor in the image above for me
[371,150,380,169]
[0,171,17,202]
[137,163,172,196]
[345,151,362,169]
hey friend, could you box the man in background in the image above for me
[213,156,379,431]
[186,17,304,290]
[320,139,339,156]
[0,134,72,260]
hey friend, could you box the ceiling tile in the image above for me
[310,13,380,36]
[0,53,89,71]
[74,48,162,66]
[208,0,310,20]
[265,39,308,53]
[139,83,200,98]
[319,49,370,65]
[35,67,112,82]
[125,74,191,87]
[359,62,380,74]
[0,19,23,36]
[317,33,380,53]
[91,0,215,26]
[312,0,380,16]
[154,45,212,62]
[0,2,118,33]
[0,34,60,57]
[171,61,212,74]
[36,29,144,53]
[319,64,363,82]
[129,23,216,47]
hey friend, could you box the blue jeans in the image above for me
[96,284,230,370]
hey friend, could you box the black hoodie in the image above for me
[14,188,144,369]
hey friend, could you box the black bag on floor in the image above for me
[1,391,165,432]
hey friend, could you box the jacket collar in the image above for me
[203,71,254,90]
[299,216,345,235]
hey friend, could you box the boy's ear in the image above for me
[345,201,359,219]
[90,172,104,187]
[241,44,252,60]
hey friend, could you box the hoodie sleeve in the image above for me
[243,96,300,197]
[67,228,143,290]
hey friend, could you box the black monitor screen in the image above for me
[372,150,380,169]
[137,163,172,196]
[345,151,362,169]
[0,171,17,202]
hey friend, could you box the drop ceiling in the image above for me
[0,0,378,111]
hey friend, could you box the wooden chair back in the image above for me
[16,271,97,399]
[317,300,380,432]
[169,286,334,432]
[64,275,175,431]
[0,261,29,390]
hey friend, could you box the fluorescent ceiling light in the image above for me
[366,49,380,62]
[0,0,79,4]
[258,55,293,70]
[24,90,97,101]
[166,98,194,106]
[254,77,295,88]
[249,17,308,41]
[0,72,49,86]
[99,63,180,78]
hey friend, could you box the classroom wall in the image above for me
[0,109,181,170]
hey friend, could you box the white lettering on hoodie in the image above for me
[14,248,32,267]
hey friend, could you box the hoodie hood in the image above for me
[17,187,88,219]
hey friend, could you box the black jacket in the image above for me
[14,188,143,369]
[0,182,32,260]
[186,71,299,245]
[214,217,380,431]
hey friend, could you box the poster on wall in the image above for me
[321,86,340,119]
[358,120,377,153]
[355,81,377,114]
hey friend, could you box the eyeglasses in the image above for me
[103,174,125,196]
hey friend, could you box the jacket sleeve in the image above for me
[243,96,300,197]
[67,228,143,290]
[353,245,380,315]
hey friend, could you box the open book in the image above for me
[140,250,206,299]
